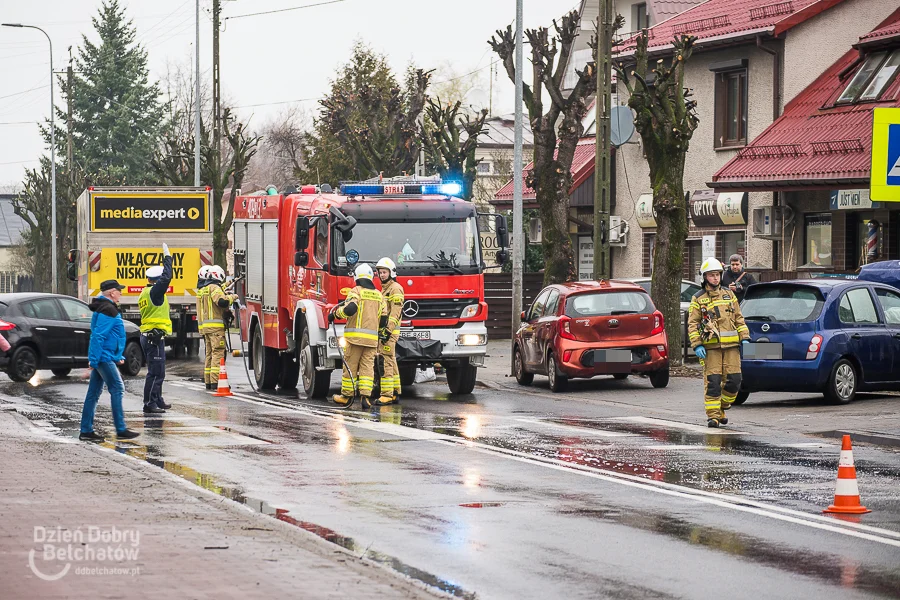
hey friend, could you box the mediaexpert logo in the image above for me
[28,526,141,581]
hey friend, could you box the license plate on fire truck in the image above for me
[400,330,430,340]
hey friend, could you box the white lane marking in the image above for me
[609,416,744,435]
[209,388,900,546]
[783,443,834,448]
[514,417,637,438]
[644,445,702,451]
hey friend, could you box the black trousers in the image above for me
[140,334,166,407]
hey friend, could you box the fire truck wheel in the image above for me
[447,364,477,395]
[299,329,331,399]
[399,366,417,389]
[252,324,278,390]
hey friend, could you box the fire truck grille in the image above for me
[406,298,471,320]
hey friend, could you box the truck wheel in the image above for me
[187,339,201,358]
[298,329,330,399]
[399,366,417,389]
[252,324,278,390]
[447,364,477,395]
[277,351,300,391]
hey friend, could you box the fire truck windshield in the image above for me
[333,216,482,275]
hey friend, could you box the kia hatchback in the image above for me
[513,281,670,392]
[738,280,900,404]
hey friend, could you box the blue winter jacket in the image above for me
[88,295,126,367]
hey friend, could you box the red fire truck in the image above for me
[232,177,509,399]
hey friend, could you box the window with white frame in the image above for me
[0,272,15,294]
[837,49,900,104]
[477,162,492,174]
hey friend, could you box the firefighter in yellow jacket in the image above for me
[198,265,238,390]
[376,257,404,405]
[687,258,751,428]
[330,263,387,409]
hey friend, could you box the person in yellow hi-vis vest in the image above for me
[198,265,238,390]
[138,244,173,414]
[330,263,387,409]
[375,257,404,405]
[688,257,750,428]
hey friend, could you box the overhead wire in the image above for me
[224,0,346,21]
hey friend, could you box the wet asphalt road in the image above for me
[5,363,900,600]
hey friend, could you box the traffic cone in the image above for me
[824,435,870,514]
[213,358,233,397]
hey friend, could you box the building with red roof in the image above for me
[711,7,900,272]
[606,0,899,280]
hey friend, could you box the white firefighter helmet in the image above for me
[354,263,374,282]
[146,265,164,280]
[699,257,725,276]
[198,265,212,280]
[375,257,397,279]
[208,265,227,283]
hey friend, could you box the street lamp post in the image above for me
[2,23,57,293]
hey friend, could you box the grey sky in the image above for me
[0,0,580,188]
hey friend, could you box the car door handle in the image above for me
[851,333,862,339]
[74,330,87,334]
[34,327,48,331]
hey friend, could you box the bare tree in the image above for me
[490,11,598,284]
[615,31,699,354]
[422,98,488,201]
[244,106,311,191]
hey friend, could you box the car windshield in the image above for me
[333,217,482,275]
[566,291,654,317]
[741,285,825,322]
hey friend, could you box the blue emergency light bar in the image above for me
[340,182,463,197]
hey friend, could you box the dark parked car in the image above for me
[738,280,900,404]
[513,280,670,392]
[0,293,144,382]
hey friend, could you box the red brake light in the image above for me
[650,311,664,336]
[0,319,15,331]
[562,349,573,362]
[558,316,576,340]
[806,334,823,360]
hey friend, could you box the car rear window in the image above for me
[566,291,654,317]
[741,285,825,322]
[0,302,6,317]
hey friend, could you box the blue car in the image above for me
[736,279,900,404]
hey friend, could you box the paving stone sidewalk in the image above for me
[0,407,439,599]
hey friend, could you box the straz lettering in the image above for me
[115,252,185,281]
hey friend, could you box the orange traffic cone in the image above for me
[213,358,233,397]
[824,435,870,514]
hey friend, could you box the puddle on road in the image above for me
[562,506,900,597]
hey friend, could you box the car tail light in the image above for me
[657,344,667,358]
[558,316,576,340]
[0,319,15,331]
[562,350,573,362]
[806,334,823,360]
[650,311,664,336]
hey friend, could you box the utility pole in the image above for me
[194,0,201,186]
[66,48,74,190]
[213,0,222,177]
[511,0,524,374]
[593,0,613,280]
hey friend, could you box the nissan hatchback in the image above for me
[513,280,670,392]
[738,280,900,404]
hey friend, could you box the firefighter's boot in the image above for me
[333,394,353,408]
[707,418,720,428]
[360,395,372,410]
[719,416,729,425]
[375,393,397,406]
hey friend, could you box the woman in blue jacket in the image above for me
[79,280,139,441]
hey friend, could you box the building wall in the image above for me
[781,0,899,105]
[613,43,778,277]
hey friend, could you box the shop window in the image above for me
[686,240,703,282]
[804,214,832,267]
[837,50,900,104]
[721,231,746,262]
[715,69,748,148]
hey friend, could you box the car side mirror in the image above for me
[497,249,509,265]
[496,214,509,249]
[521,310,526,320]
[294,251,309,267]
[295,216,310,251]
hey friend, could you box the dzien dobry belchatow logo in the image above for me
[29,526,140,581]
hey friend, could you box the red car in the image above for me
[513,280,670,392]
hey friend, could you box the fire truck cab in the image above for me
[232,178,508,399]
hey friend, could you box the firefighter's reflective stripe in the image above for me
[340,287,385,346]
[137,286,172,334]
[719,330,740,344]
[198,283,233,333]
